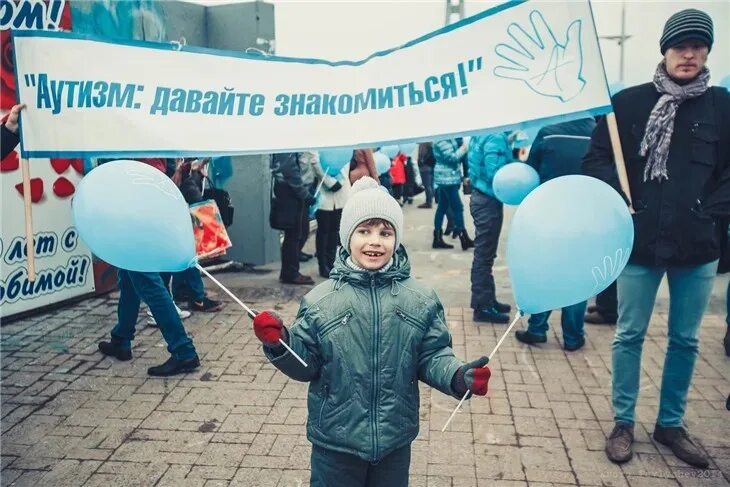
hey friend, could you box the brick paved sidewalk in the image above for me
[2,198,729,486]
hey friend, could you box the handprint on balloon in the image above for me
[494,10,585,103]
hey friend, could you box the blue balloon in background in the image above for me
[319,149,353,176]
[374,151,392,175]
[493,162,540,205]
[398,143,417,156]
[507,175,634,314]
[72,160,196,272]
[380,145,400,159]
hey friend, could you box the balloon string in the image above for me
[195,264,308,367]
[441,311,523,432]
[313,177,326,198]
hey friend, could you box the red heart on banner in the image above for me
[50,158,72,174]
[53,176,75,198]
[70,159,84,175]
[15,178,44,203]
[1,150,19,172]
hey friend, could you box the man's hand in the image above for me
[453,356,491,396]
[252,310,284,347]
[3,104,26,134]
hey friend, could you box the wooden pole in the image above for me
[605,113,634,212]
[20,158,36,282]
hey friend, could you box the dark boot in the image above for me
[724,327,730,357]
[473,307,510,324]
[148,355,200,377]
[495,300,511,314]
[605,422,634,463]
[280,274,315,285]
[432,230,454,249]
[417,202,432,209]
[458,230,474,250]
[98,341,132,361]
[564,336,586,352]
[653,425,709,469]
[584,310,617,325]
[515,330,547,345]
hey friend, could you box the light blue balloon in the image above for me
[507,175,634,314]
[72,160,196,272]
[493,162,540,205]
[319,149,353,176]
[373,151,391,175]
[380,145,400,159]
[719,75,730,91]
[398,143,417,156]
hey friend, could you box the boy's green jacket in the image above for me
[265,246,465,462]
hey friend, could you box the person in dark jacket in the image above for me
[251,177,491,486]
[270,152,315,285]
[1,103,24,159]
[582,8,730,469]
[417,143,436,208]
[516,117,595,350]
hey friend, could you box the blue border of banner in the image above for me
[12,0,614,158]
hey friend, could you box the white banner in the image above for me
[13,0,611,159]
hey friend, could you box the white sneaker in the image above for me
[147,305,191,326]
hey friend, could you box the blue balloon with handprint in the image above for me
[72,160,196,272]
[507,175,633,314]
[319,149,353,176]
[494,10,584,102]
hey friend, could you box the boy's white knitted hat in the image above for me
[339,177,403,251]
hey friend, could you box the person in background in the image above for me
[389,152,407,204]
[1,103,24,159]
[271,152,315,285]
[417,142,436,209]
[467,132,512,323]
[349,148,380,185]
[432,138,474,251]
[298,152,319,263]
[312,152,351,278]
[583,8,730,468]
[515,117,596,350]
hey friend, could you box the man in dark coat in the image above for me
[270,152,315,285]
[583,8,730,469]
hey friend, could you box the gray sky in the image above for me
[192,0,730,87]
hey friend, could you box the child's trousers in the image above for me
[310,443,411,487]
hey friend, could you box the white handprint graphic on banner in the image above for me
[494,10,585,102]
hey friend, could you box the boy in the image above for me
[252,177,491,486]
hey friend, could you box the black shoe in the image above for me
[494,301,511,314]
[515,330,547,345]
[279,274,315,285]
[432,230,454,249]
[148,356,201,377]
[605,423,634,463]
[190,297,224,312]
[458,230,474,251]
[98,341,132,361]
[653,425,708,469]
[564,336,586,351]
[172,290,192,303]
[417,202,432,209]
[584,310,617,325]
[724,328,730,357]
[299,252,313,262]
[473,307,510,324]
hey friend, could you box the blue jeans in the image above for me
[612,261,717,427]
[527,301,587,348]
[434,184,464,233]
[112,270,197,361]
[172,267,206,302]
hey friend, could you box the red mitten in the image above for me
[453,356,491,396]
[253,311,284,346]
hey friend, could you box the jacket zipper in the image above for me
[369,275,380,461]
[318,384,329,428]
[396,309,426,332]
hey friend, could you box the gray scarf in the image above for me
[640,62,710,181]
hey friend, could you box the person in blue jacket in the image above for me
[432,139,474,250]
[516,117,596,351]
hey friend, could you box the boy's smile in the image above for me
[350,221,396,271]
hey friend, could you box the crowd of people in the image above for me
[2,7,728,486]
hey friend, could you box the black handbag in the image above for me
[203,178,234,227]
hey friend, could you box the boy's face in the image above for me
[350,221,396,271]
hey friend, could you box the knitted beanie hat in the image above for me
[660,9,713,54]
[339,177,403,251]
